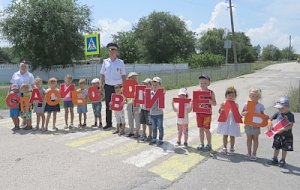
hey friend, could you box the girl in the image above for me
[62,75,75,129]
[44,78,60,131]
[33,77,46,131]
[217,86,241,155]
[242,88,265,161]
[111,84,126,135]
[77,79,88,128]
[20,84,32,130]
[8,84,20,131]
[172,88,192,146]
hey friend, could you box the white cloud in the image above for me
[246,18,300,53]
[194,2,232,34]
[97,18,132,46]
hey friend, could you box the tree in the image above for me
[134,11,196,63]
[281,47,296,60]
[262,44,281,61]
[0,0,91,70]
[198,28,225,55]
[112,31,142,63]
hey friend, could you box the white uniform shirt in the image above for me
[100,58,126,86]
[10,71,35,89]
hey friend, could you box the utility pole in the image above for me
[229,0,238,64]
[288,35,292,61]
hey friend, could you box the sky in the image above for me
[1,0,300,53]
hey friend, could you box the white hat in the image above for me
[91,78,100,84]
[127,72,138,78]
[143,78,152,84]
[178,88,188,96]
[152,77,162,84]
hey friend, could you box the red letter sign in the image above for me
[60,84,75,98]
[173,98,191,118]
[145,88,165,109]
[218,100,243,123]
[123,79,138,98]
[110,94,124,111]
[134,85,146,106]
[29,88,43,103]
[6,93,19,108]
[88,87,101,102]
[193,91,212,114]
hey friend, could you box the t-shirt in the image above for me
[243,102,265,113]
[149,90,163,116]
[10,71,35,90]
[100,58,126,86]
[271,111,295,134]
[174,103,191,125]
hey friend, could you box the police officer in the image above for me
[100,43,126,129]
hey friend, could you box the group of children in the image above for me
[8,73,295,167]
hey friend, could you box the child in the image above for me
[77,79,88,128]
[126,72,141,138]
[20,83,33,130]
[44,77,60,131]
[217,86,241,154]
[91,78,102,128]
[62,75,75,129]
[150,77,164,145]
[241,88,265,161]
[172,88,192,146]
[8,84,20,131]
[111,84,126,135]
[196,75,217,152]
[33,77,46,131]
[268,97,294,167]
[139,78,153,143]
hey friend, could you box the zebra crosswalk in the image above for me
[0,105,236,182]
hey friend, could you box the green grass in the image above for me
[0,61,278,110]
[288,84,300,112]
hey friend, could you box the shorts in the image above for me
[140,109,152,126]
[22,111,32,119]
[115,110,125,124]
[33,102,45,113]
[273,132,293,151]
[92,102,102,117]
[64,100,74,108]
[10,108,20,118]
[45,103,60,113]
[244,125,261,135]
[196,113,211,129]
[77,104,88,114]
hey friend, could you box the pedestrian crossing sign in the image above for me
[84,33,100,56]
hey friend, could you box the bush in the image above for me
[188,53,225,68]
[288,84,300,112]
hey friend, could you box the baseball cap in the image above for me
[198,75,210,81]
[178,88,188,96]
[274,97,289,109]
[143,78,152,84]
[152,77,162,84]
[11,84,19,90]
[91,78,100,84]
[127,72,138,78]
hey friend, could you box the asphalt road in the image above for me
[0,62,299,190]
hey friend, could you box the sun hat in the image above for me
[91,78,100,84]
[152,77,162,84]
[274,97,289,109]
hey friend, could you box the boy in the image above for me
[139,78,153,143]
[150,77,164,145]
[9,84,21,131]
[111,84,126,135]
[91,78,103,128]
[268,97,294,167]
[77,79,88,128]
[196,75,217,152]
